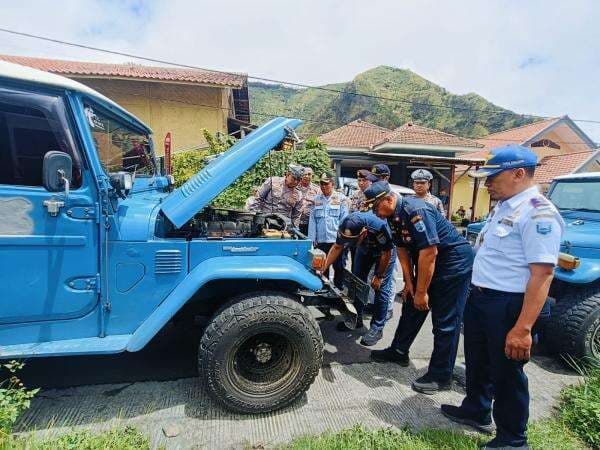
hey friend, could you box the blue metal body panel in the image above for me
[0,335,130,358]
[160,117,302,228]
[0,69,318,361]
[105,240,188,335]
[127,255,321,352]
[188,238,313,269]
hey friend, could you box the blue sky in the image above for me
[2,0,599,141]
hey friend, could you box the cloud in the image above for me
[1,0,599,140]
[518,56,548,70]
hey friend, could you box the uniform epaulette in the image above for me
[530,196,550,208]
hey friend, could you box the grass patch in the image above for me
[560,363,600,448]
[0,426,151,450]
[280,421,587,450]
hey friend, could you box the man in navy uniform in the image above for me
[441,145,564,449]
[365,181,474,394]
[371,163,390,182]
[320,211,396,346]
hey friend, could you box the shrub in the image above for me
[172,130,331,210]
[560,364,600,448]
[0,361,39,435]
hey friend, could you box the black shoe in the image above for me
[481,438,529,449]
[370,347,409,366]
[336,317,364,331]
[440,404,493,435]
[411,374,452,395]
[360,328,383,346]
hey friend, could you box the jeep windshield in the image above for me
[84,103,155,176]
[549,180,600,212]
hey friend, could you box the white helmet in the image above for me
[411,169,433,181]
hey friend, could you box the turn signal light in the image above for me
[309,248,326,270]
[558,253,580,271]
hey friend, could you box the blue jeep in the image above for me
[0,61,349,413]
[466,173,600,362]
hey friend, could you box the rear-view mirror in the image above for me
[43,151,72,193]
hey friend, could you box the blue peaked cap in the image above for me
[470,144,538,178]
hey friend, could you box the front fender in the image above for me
[554,258,600,284]
[127,256,322,352]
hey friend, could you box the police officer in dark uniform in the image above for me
[441,146,564,450]
[365,181,474,394]
[320,211,396,346]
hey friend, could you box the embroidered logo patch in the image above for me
[414,220,426,233]
[536,222,552,235]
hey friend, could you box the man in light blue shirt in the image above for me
[441,145,564,450]
[309,171,348,288]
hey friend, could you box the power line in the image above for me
[2,27,600,125]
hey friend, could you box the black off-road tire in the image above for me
[545,284,600,363]
[198,291,323,414]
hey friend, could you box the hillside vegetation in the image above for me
[249,66,534,137]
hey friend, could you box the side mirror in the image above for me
[43,151,72,193]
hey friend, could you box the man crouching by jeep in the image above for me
[364,181,473,395]
[319,211,396,346]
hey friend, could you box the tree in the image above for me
[172,131,331,209]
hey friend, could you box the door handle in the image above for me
[43,198,65,217]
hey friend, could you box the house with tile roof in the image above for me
[320,120,485,217]
[0,55,249,155]
[451,115,598,219]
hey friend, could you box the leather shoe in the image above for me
[440,404,493,434]
[370,347,409,366]
[412,374,452,394]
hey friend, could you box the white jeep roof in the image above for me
[0,60,148,130]
[554,172,600,181]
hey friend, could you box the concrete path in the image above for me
[15,302,580,449]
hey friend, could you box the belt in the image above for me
[471,285,524,296]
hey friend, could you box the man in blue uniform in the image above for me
[308,172,349,289]
[365,181,474,394]
[371,163,390,181]
[441,145,564,449]
[320,211,396,346]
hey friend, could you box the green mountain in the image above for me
[249,66,534,138]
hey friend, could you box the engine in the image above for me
[161,207,294,240]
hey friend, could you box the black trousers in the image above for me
[316,242,345,289]
[299,223,309,236]
[390,272,471,381]
[460,287,529,447]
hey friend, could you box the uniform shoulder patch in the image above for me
[530,196,550,208]
[414,220,426,233]
[536,222,553,235]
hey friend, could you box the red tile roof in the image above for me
[320,119,391,148]
[0,54,246,88]
[534,151,596,184]
[474,117,561,155]
[376,123,482,149]
[320,120,482,150]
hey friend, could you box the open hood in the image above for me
[160,117,302,228]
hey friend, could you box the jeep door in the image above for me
[0,84,100,325]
